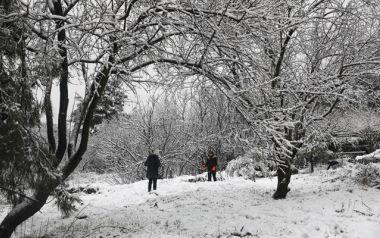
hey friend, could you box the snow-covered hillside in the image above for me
[1,164,380,238]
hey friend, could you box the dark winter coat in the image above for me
[144,154,161,179]
[206,156,217,172]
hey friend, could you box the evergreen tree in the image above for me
[71,78,127,130]
[0,0,44,204]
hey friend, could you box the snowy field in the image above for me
[1,164,380,238]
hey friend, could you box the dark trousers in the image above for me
[208,171,217,181]
[148,178,157,192]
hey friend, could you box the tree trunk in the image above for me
[178,160,188,176]
[0,191,50,238]
[273,159,292,199]
[310,156,314,173]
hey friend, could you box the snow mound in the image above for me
[356,149,380,163]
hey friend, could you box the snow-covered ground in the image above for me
[1,164,380,238]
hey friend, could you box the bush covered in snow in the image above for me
[225,150,275,180]
[355,163,380,189]
[225,156,257,180]
[356,149,380,164]
[294,129,337,170]
[328,163,380,189]
[358,126,380,153]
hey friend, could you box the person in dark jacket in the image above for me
[144,149,161,192]
[327,160,339,170]
[206,150,218,181]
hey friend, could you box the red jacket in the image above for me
[205,156,217,172]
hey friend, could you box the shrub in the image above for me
[355,163,380,189]
[225,149,274,180]
[358,126,380,153]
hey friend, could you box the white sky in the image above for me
[39,78,150,124]
[38,80,85,124]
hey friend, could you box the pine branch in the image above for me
[0,185,38,203]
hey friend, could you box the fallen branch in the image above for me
[227,226,253,238]
[361,200,372,211]
[353,209,374,216]
[228,231,253,237]
[75,215,88,219]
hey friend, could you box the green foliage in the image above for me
[0,5,24,59]
[0,79,59,206]
[225,148,276,180]
[295,128,337,166]
[54,186,82,218]
[0,121,59,205]
[92,79,126,126]
[71,78,127,129]
[0,71,45,205]
[358,126,380,153]
[0,1,52,205]
[355,164,380,188]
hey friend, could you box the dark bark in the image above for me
[0,1,100,236]
[179,160,188,176]
[72,93,91,148]
[272,120,304,199]
[62,63,112,179]
[0,189,53,238]
[271,28,296,89]
[0,59,113,238]
[273,159,292,199]
[310,156,314,173]
[45,78,56,152]
[71,63,92,149]
[54,0,69,164]
[0,2,54,236]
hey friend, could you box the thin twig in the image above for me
[361,200,372,211]
[353,209,374,216]
[63,204,90,238]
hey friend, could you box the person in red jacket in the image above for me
[205,150,218,181]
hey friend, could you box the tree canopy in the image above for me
[1,0,380,237]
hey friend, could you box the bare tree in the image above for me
[1,0,380,236]
[143,0,380,198]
